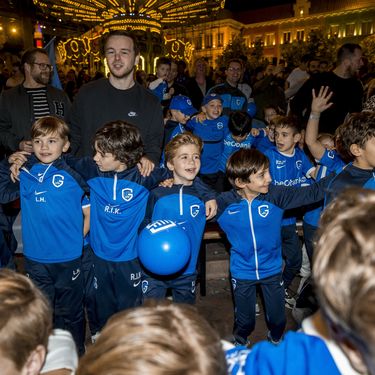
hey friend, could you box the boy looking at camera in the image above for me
[0,116,87,354]
[142,133,216,304]
[264,116,315,307]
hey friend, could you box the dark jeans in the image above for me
[232,273,286,344]
[281,224,302,289]
[24,257,85,355]
[142,272,197,304]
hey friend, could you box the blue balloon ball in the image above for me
[138,220,191,276]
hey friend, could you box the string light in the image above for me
[33,0,225,34]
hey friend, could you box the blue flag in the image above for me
[44,37,62,90]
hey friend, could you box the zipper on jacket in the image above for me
[179,185,184,215]
[113,173,117,200]
[22,162,53,183]
[246,198,260,280]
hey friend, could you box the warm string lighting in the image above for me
[33,0,225,34]
[57,35,101,64]
[164,36,193,62]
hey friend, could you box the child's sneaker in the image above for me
[91,331,100,344]
[267,331,282,345]
[232,337,251,347]
[285,288,296,309]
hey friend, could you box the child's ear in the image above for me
[23,345,46,375]
[234,177,247,189]
[201,106,207,114]
[349,143,362,157]
[293,133,301,143]
[166,160,174,171]
[63,140,70,153]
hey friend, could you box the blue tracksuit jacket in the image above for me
[187,115,228,174]
[67,157,170,262]
[144,182,208,275]
[216,175,333,280]
[0,155,87,263]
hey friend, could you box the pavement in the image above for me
[195,239,300,345]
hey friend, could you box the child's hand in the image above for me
[311,86,333,114]
[196,112,206,123]
[8,151,30,182]
[205,199,217,220]
[8,150,30,165]
[137,156,155,177]
[251,128,260,137]
[159,178,174,188]
[10,162,24,182]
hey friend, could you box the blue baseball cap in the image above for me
[202,93,223,106]
[169,95,197,116]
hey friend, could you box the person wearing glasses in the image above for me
[0,48,71,271]
[0,48,71,154]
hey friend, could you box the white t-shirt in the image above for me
[40,329,78,374]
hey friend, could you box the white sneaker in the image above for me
[255,302,260,316]
[91,331,100,344]
[285,289,296,309]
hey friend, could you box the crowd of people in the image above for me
[0,29,374,374]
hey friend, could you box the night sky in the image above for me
[225,0,292,11]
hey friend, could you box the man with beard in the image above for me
[0,48,70,270]
[290,43,364,134]
[0,48,71,154]
[69,30,163,174]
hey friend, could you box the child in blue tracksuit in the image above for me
[63,121,174,333]
[219,111,262,189]
[305,86,375,206]
[142,133,216,304]
[148,57,172,103]
[0,116,88,354]
[252,106,278,153]
[162,95,197,156]
[264,116,315,306]
[303,86,375,260]
[215,148,333,346]
[186,93,228,192]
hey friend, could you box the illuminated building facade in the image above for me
[166,0,375,67]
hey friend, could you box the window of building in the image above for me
[345,23,355,37]
[329,25,339,37]
[217,32,224,47]
[265,33,274,46]
[362,20,373,36]
[283,31,291,43]
[296,30,304,41]
[205,34,212,48]
[195,35,202,50]
[254,35,263,46]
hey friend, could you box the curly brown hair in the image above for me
[94,121,144,169]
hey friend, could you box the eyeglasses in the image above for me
[32,62,53,71]
[227,67,241,72]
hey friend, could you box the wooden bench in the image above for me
[198,221,226,297]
